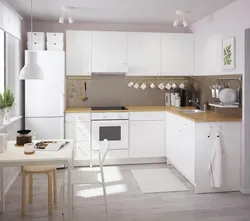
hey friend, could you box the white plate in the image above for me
[219,88,236,104]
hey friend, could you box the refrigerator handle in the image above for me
[61,94,65,116]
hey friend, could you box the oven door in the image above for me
[92,120,128,150]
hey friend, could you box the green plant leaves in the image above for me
[224,44,232,65]
[0,89,15,110]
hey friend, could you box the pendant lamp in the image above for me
[20,0,44,80]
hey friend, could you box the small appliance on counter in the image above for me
[180,89,191,107]
[16,130,35,146]
[165,93,171,106]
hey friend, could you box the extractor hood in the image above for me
[91,64,128,74]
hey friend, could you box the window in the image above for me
[0,29,4,94]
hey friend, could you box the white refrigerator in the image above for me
[25,51,65,140]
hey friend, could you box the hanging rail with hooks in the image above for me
[216,77,242,82]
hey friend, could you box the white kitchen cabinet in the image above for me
[65,113,91,165]
[91,31,127,73]
[127,32,161,76]
[130,112,165,158]
[66,30,92,76]
[165,112,195,185]
[161,33,194,75]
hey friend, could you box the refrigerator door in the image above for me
[25,51,65,117]
[25,117,64,140]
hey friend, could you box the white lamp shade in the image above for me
[173,20,179,27]
[20,51,44,80]
[183,20,189,27]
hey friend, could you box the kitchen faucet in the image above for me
[189,99,201,110]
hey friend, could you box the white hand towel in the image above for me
[208,135,224,188]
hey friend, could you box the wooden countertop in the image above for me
[65,106,241,122]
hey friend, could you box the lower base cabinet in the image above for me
[129,120,165,158]
[165,112,241,193]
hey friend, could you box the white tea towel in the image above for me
[208,134,225,188]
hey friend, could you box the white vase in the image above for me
[0,114,4,126]
[4,111,10,122]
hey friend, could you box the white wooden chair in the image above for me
[60,139,110,219]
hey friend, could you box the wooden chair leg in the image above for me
[29,174,33,204]
[22,172,27,215]
[53,169,57,202]
[47,172,53,214]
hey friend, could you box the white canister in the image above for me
[171,93,176,106]
[0,133,8,153]
[175,96,181,108]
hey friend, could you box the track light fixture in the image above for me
[173,10,188,27]
[59,6,75,24]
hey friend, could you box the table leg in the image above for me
[67,160,72,218]
[0,167,4,212]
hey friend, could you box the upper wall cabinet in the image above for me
[161,33,194,76]
[91,31,127,73]
[66,31,92,76]
[127,32,161,76]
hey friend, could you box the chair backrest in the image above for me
[99,139,109,167]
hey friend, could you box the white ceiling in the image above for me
[8,0,237,25]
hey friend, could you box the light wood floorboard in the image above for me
[1,164,250,221]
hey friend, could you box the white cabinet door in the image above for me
[66,31,91,76]
[130,120,165,158]
[161,33,194,75]
[91,31,127,72]
[127,32,161,76]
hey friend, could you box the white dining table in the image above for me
[0,139,73,218]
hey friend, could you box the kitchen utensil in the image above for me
[165,83,172,90]
[158,82,165,90]
[175,96,181,108]
[0,133,8,153]
[133,83,139,89]
[171,93,176,106]
[180,89,191,107]
[79,82,83,100]
[150,83,155,89]
[82,82,88,102]
[140,82,147,90]
[165,93,171,106]
[219,88,236,104]
[128,81,134,87]
[16,130,36,146]
[215,88,220,98]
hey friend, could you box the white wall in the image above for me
[190,0,250,75]
[190,0,250,193]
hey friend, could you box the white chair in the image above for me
[60,139,110,219]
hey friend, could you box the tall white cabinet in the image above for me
[127,32,161,76]
[66,31,92,76]
[161,33,194,75]
[91,31,127,73]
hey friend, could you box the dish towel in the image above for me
[208,134,225,188]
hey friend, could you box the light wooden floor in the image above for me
[1,164,250,221]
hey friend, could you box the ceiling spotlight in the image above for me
[59,15,64,24]
[173,10,188,27]
[59,6,75,24]
[173,19,179,27]
[183,20,189,27]
[69,16,74,24]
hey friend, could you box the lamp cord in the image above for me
[31,0,33,51]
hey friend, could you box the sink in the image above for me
[177,109,206,114]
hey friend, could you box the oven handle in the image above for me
[92,120,128,126]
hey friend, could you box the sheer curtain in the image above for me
[5,33,21,117]
[0,29,4,94]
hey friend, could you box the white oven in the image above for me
[91,112,129,150]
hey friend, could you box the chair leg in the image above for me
[22,172,27,215]
[53,169,57,202]
[60,185,65,215]
[47,172,53,214]
[72,184,75,209]
[28,174,33,204]
[102,182,109,221]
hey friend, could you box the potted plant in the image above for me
[0,93,6,126]
[2,89,15,122]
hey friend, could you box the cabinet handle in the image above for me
[77,126,85,136]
